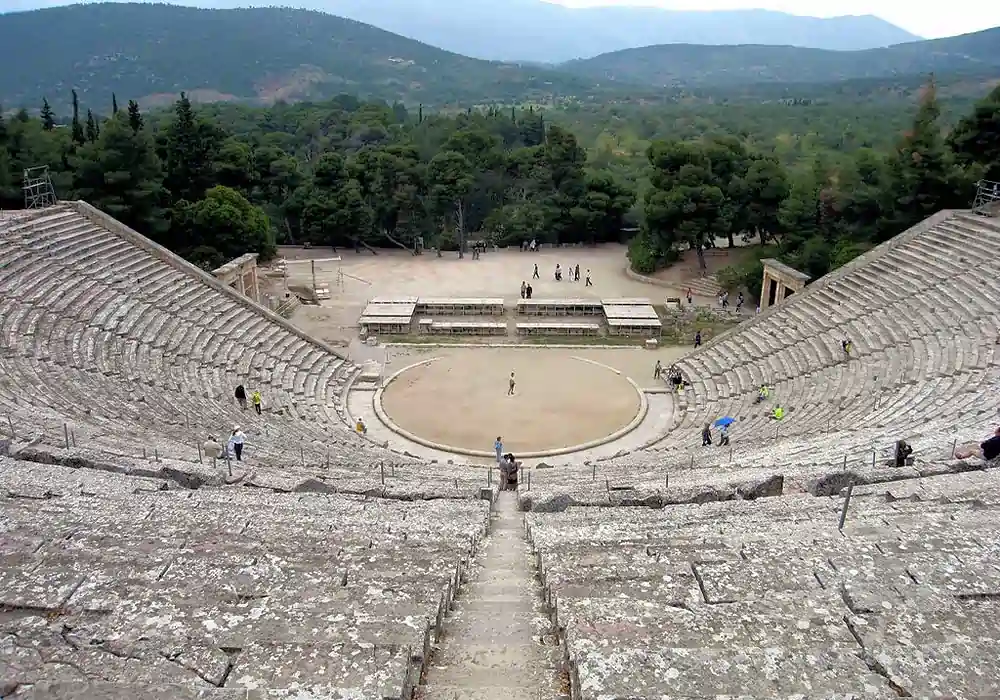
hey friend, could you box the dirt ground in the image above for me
[651,246,758,286]
[267,243,748,346]
[378,346,688,453]
[269,245,702,450]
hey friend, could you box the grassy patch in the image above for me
[658,311,744,345]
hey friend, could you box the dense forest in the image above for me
[1,81,998,302]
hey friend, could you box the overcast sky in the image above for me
[551,0,999,40]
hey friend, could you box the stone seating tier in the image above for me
[607,209,1000,466]
[525,468,1000,698]
[0,456,491,698]
[0,203,439,485]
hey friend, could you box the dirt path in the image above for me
[419,492,564,700]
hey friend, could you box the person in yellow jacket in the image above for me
[251,390,262,415]
[772,405,785,420]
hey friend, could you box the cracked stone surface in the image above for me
[526,478,1000,698]
[0,457,490,698]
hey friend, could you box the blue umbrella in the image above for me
[713,416,735,427]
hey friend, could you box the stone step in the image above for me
[427,644,561,687]
[416,685,570,700]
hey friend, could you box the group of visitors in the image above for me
[701,422,730,447]
[234,384,263,415]
[551,263,592,286]
[201,384,264,467]
[718,291,744,312]
[653,360,686,393]
[202,425,246,464]
[519,281,534,299]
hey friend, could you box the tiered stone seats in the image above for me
[526,467,1000,698]
[0,203,470,496]
[526,210,1000,503]
[0,456,490,698]
[669,211,1000,443]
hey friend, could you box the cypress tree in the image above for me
[40,98,56,131]
[70,89,85,145]
[127,100,143,133]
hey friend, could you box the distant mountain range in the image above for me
[0,3,995,113]
[562,28,1000,87]
[0,0,921,63]
[0,4,614,112]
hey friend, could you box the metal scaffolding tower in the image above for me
[972,179,1000,216]
[23,166,58,209]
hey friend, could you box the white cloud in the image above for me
[546,0,1000,40]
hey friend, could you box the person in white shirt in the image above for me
[227,426,245,461]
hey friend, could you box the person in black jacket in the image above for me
[234,384,247,411]
[894,440,913,468]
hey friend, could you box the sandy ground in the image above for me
[270,244,703,451]
[380,350,640,453]
[268,243,736,346]
[378,346,688,454]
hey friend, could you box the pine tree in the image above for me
[85,109,99,143]
[948,83,1000,181]
[112,93,119,115]
[418,104,423,124]
[163,92,223,204]
[127,100,143,133]
[40,98,56,131]
[884,78,967,235]
[70,89,84,145]
[72,112,166,236]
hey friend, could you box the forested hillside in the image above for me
[563,27,1000,87]
[0,3,994,113]
[0,3,616,112]
[1,79,997,302]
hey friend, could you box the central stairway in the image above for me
[419,492,565,700]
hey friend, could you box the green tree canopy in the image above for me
[170,185,275,268]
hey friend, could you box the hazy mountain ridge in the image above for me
[0,0,921,63]
[0,3,627,111]
[0,3,991,113]
[561,28,1000,87]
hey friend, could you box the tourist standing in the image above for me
[251,390,262,415]
[508,371,516,396]
[495,436,503,463]
[228,426,245,461]
[234,384,247,410]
